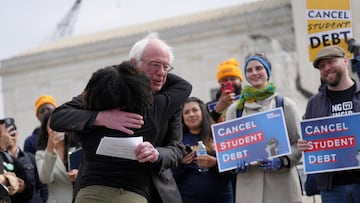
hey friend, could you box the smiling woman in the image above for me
[172,96,234,203]
[225,51,303,203]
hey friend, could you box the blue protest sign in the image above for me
[300,113,360,174]
[211,108,291,172]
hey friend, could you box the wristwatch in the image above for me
[280,156,290,168]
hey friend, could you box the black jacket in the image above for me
[0,150,33,203]
[16,148,48,203]
[304,80,360,190]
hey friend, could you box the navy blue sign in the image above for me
[211,108,291,172]
[300,113,360,174]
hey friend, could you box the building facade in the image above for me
[1,0,359,147]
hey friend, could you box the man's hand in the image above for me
[135,142,159,163]
[214,91,235,113]
[16,177,25,193]
[6,125,16,138]
[0,124,13,151]
[297,139,310,152]
[94,109,144,135]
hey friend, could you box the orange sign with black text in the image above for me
[306,0,353,62]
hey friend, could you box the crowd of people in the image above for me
[1,32,360,203]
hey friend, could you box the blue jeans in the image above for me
[321,184,360,203]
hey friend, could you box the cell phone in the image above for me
[220,81,234,93]
[68,147,84,171]
[185,145,193,153]
[0,118,17,135]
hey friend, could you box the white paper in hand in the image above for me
[96,136,143,160]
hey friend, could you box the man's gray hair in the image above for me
[128,32,174,65]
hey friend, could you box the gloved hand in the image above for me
[236,160,250,173]
[257,158,282,171]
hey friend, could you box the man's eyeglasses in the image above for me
[141,58,174,72]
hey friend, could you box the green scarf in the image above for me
[237,83,276,110]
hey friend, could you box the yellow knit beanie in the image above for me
[35,95,57,115]
[216,58,243,82]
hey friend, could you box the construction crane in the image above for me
[51,0,82,41]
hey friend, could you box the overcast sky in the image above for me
[0,0,255,61]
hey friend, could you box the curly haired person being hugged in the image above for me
[74,62,153,203]
[82,62,153,112]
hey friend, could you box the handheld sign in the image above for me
[211,108,291,172]
[301,113,360,174]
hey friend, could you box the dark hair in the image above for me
[37,111,52,151]
[82,61,153,116]
[181,97,215,152]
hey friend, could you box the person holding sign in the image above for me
[173,97,234,203]
[297,46,360,202]
[226,52,302,203]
